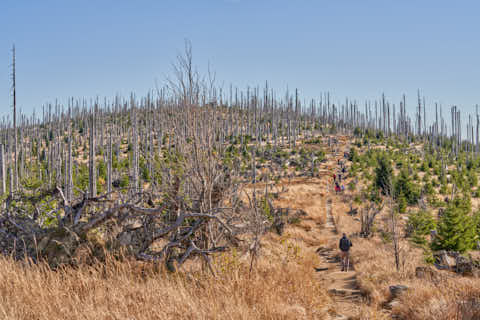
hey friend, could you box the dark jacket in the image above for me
[339,236,352,252]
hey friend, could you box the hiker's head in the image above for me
[342,233,346,237]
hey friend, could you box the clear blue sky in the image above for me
[1,0,479,121]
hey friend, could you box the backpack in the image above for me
[339,237,351,251]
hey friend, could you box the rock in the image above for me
[125,220,143,230]
[415,266,438,280]
[117,232,133,246]
[37,235,51,252]
[314,267,328,272]
[455,255,478,276]
[434,250,457,270]
[389,285,408,299]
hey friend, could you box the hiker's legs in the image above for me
[345,251,350,271]
[340,251,350,271]
[340,251,347,270]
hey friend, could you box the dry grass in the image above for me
[394,278,480,320]
[0,174,336,320]
[0,250,331,320]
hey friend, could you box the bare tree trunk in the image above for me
[107,132,112,195]
[11,45,18,192]
[390,195,400,272]
[131,102,139,192]
[67,119,73,202]
[89,107,97,197]
[0,144,5,196]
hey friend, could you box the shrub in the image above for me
[348,147,358,162]
[397,195,407,213]
[374,154,393,195]
[407,210,436,245]
[432,197,476,253]
[394,170,420,205]
[468,171,478,188]
[119,174,129,188]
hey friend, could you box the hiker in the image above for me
[338,174,342,183]
[339,233,352,272]
[341,185,345,193]
[333,173,336,181]
[335,183,340,194]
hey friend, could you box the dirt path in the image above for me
[262,136,365,318]
[315,169,362,319]
[286,138,363,318]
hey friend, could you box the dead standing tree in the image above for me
[360,200,384,238]
[389,194,402,272]
[88,106,97,198]
[11,45,18,192]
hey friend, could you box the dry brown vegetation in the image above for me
[0,252,331,320]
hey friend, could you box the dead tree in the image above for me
[107,132,112,195]
[11,45,18,192]
[360,201,384,238]
[0,145,5,196]
[88,107,97,197]
[388,190,401,272]
[131,100,139,192]
[67,117,73,202]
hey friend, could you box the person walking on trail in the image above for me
[339,233,352,272]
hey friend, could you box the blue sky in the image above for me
[0,0,479,122]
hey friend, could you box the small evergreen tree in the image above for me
[348,147,358,162]
[432,197,476,253]
[394,169,420,205]
[375,154,393,195]
[397,194,407,213]
[407,210,436,245]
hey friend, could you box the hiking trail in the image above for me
[275,137,364,319]
[316,163,362,319]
